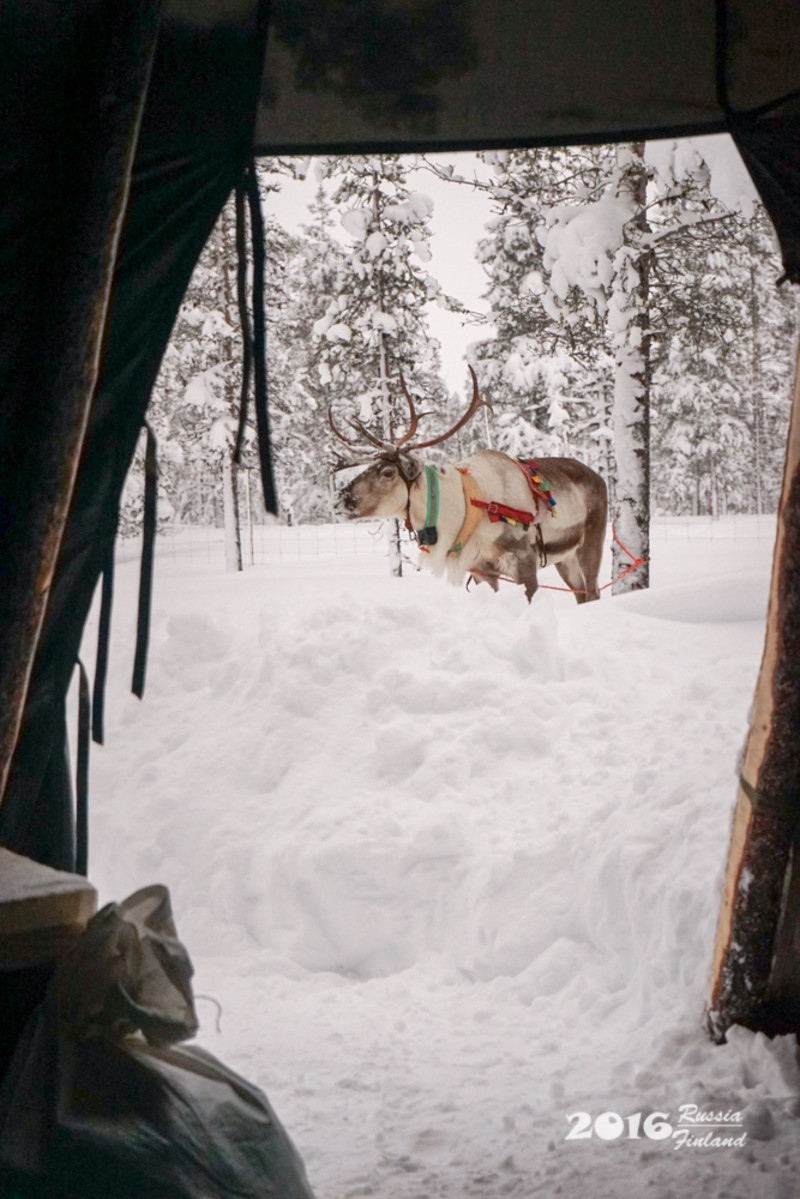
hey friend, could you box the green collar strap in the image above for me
[417,465,439,548]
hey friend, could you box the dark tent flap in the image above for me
[722,1,800,115]
[732,109,800,282]
[255,0,800,154]
[0,0,271,869]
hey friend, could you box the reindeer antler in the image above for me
[394,371,421,447]
[327,406,361,450]
[328,406,392,454]
[403,366,491,451]
[346,415,394,452]
[327,365,489,459]
[330,449,375,473]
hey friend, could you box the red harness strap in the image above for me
[469,498,536,529]
[514,458,557,516]
[466,459,554,530]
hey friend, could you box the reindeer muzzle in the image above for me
[335,486,358,514]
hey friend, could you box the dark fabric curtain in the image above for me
[0,9,268,870]
[732,110,800,284]
[0,0,162,858]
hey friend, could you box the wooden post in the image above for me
[708,341,800,1040]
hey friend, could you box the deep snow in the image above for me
[80,519,800,1199]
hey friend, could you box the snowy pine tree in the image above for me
[650,206,797,516]
[646,145,797,516]
[425,146,614,473]
[266,181,348,524]
[314,155,449,429]
[428,138,790,591]
[312,154,452,573]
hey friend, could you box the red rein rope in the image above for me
[468,525,648,595]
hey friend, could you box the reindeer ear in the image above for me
[401,455,423,483]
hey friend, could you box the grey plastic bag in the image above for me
[0,885,316,1199]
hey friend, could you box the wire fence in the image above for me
[114,512,779,573]
[651,513,778,541]
[117,518,397,571]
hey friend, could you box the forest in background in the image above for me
[121,143,799,586]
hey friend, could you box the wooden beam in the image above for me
[708,339,800,1039]
[0,848,97,967]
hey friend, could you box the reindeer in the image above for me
[332,368,608,603]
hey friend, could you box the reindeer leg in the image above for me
[571,472,608,603]
[575,554,601,602]
[504,537,539,603]
[572,507,606,603]
[472,560,500,592]
[555,556,590,604]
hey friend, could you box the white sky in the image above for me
[261,152,496,395]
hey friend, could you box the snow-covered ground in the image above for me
[80,518,800,1199]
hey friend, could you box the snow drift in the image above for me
[82,522,800,1198]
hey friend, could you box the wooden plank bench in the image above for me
[0,850,97,1081]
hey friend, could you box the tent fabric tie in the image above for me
[235,157,278,515]
[92,545,115,745]
[132,421,157,699]
[92,160,277,748]
[76,658,91,876]
[233,179,254,463]
[73,155,277,845]
[84,423,154,847]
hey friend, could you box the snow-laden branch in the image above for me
[646,211,738,248]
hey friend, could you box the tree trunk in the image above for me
[710,453,720,520]
[222,452,242,572]
[220,196,247,570]
[751,262,765,516]
[372,166,403,579]
[483,402,494,450]
[244,466,255,566]
[611,142,651,594]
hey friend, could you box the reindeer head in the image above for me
[332,367,487,520]
[336,450,423,519]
